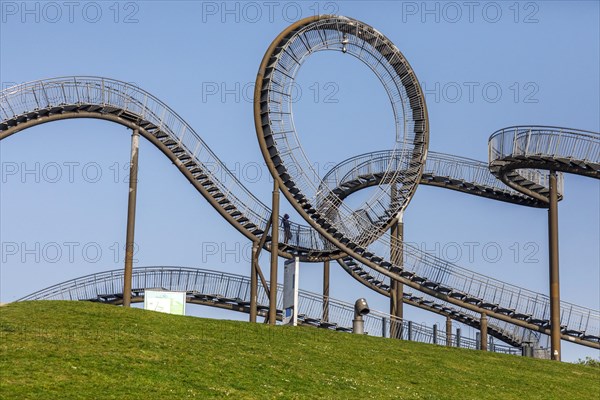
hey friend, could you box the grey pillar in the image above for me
[123,129,139,308]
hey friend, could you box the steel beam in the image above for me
[250,242,258,323]
[549,170,561,361]
[480,313,488,351]
[323,259,330,322]
[122,129,139,308]
[446,316,452,347]
[269,181,280,325]
[390,191,404,338]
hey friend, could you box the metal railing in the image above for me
[18,266,520,355]
[259,16,427,248]
[257,19,599,346]
[0,77,328,253]
[489,126,600,164]
[319,149,564,207]
[2,79,598,346]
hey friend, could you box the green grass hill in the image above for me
[1,301,598,399]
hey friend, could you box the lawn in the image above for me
[1,301,598,399]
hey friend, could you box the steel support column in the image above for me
[250,242,258,323]
[549,170,561,361]
[122,129,139,308]
[269,181,280,325]
[323,259,330,322]
[480,313,488,351]
[446,316,452,347]
[390,204,404,339]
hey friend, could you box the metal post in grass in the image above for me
[548,170,561,361]
[480,313,488,351]
[123,129,139,308]
[389,204,404,339]
[269,181,280,325]
[250,242,258,322]
[323,259,330,322]
[522,342,534,357]
[446,316,452,347]
[433,324,438,345]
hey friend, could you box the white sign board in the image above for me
[282,257,299,326]
[144,290,187,316]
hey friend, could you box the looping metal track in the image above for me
[254,15,428,247]
[253,16,599,348]
[2,16,599,350]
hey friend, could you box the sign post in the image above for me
[282,257,299,326]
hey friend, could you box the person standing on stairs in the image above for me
[282,214,292,244]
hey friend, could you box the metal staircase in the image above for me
[18,266,521,355]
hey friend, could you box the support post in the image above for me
[548,170,561,361]
[269,181,280,325]
[446,316,452,347]
[522,342,534,358]
[250,243,258,323]
[122,129,139,308]
[389,206,404,339]
[456,328,461,348]
[480,313,488,351]
[323,259,330,322]
[433,324,438,345]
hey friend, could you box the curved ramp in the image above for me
[489,126,599,202]
[321,150,563,208]
[0,77,336,261]
[19,266,521,355]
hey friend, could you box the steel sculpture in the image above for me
[1,16,599,360]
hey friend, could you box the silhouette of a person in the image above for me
[282,214,292,244]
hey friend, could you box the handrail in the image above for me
[18,266,521,355]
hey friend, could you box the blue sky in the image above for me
[1,1,598,362]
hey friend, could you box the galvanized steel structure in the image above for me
[2,15,599,361]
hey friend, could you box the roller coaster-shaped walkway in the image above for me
[2,16,598,353]
[18,266,522,355]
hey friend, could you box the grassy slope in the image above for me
[1,301,598,400]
